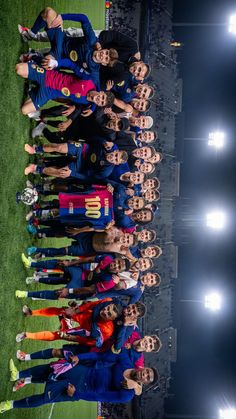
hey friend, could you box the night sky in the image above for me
[166,0,236,416]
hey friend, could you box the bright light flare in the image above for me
[228,14,236,34]
[219,408,236,419]
[204,292,222,311]
[208,131,225,149]
[206,211,226,230]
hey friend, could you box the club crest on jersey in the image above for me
[61,87,70,97]
[90,153,97,163]
[69,50,78,62]
[125,343,131,349]
[73,142,82,147]
[75,92,81,98]
[117,80,125,87]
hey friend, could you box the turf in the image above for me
[0,1,105,418]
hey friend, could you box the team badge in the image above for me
[75,92,81,98]
[61,87,70,96]
[117,80,125,87]
[69,50,78,62]
[90,153,97,163]
[73,142,82,147]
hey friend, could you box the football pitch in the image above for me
[0,1,105,418]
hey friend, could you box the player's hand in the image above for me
[67,383,76,397]
[66,227,81,236]
[62,105,76,116]
[124,209,133,215]
[94,42,102,51]
[107,183,114,194]
[58,120,72,131]
[125,188,134,196]
[81,108,93,117]
[50,14,63,29]
[42,55,57,70]
[58,167,71,178]
[69,355,79,365]
[123,315,137,326]
[104,141,114,150]
[122,379,129,389]
[56,288,69,298]
[106,80,114,91]
[112,274,120,284]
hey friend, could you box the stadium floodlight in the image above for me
[206,211,226,230]
[228,15,236,33]
[204,292,222,311]
[208,131,225,148]
[219,408,236,419]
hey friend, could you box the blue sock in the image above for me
[30,348,54,359]
[35,145,43,153]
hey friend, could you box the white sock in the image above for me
[24,377,32,384]
[25,354,31,361]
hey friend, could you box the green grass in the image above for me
[0,1,105,418]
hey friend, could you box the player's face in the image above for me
[132,368,154,384]
[135,257,151,271]
[137,229,152,242]
[88,91,107,106]
[129,172,145,185]
[137,336,156,352]
[142,247,157,258]
[128,197,144,210]
[119,233,134,247]
[93,49,110,65]
[139,162,153,174]
[109,258,126,272]
[138,131,155,143]
[148,153,161,164]
[132,99,148,112]
[143,179,156,189]
[132,147,152,159]
[136,117,150,129]
[100,304,119,320]
[133,209,152,223]
[123,304,139,317]
[144,190,157,202]
[105,119,120,131]
[135,84,152,99]
[106,151,123,165]
[129,62,148,80]
[141,273,157,286]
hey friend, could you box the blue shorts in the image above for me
[66,266,83,288]
[28,62,59,109]
[67,232,94,256]
[67,142,84,177]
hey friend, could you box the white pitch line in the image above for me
[48,403,55,419]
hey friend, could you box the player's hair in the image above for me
[136,208,154,225]
[152,245,162,258]
[144,100,151,112]
[144,258,154,269]
[108,48,119,67]
[144,116,153,129]
[105,92,115,107]
[135,302,146,318]
[144,63,151,78]
[148,85,155,98]
[151,335,162,353]
[124,258,131,271]
[148,229,157,242]
[154,273,161,287]
[120,150,128,163]
[151,177,160,189]
[155,152,163,163]
[150,367,159,384]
